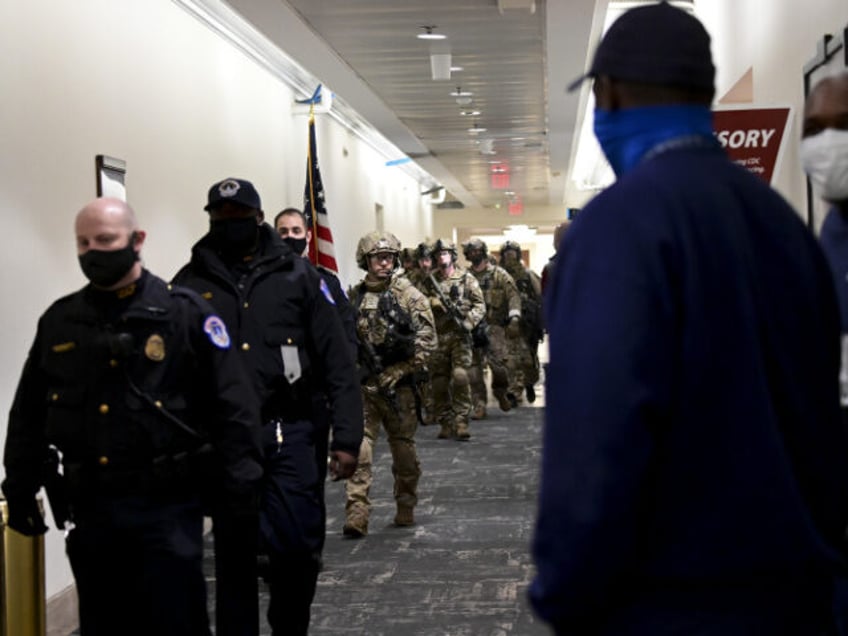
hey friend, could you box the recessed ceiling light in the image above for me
[468,122,487,133]
[450,86,473,97]
[450,65,464,72]
[417,25,446,40]
[460,110,481,116]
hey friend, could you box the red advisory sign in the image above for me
[712,107,792,185]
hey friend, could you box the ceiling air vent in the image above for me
[497,0,536,15]
[437,200,465,210]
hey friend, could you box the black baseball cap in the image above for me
[567,1,715,93]
[204,178,262,212]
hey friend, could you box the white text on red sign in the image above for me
[714,129,777,149]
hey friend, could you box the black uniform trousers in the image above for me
[259,418,324,636]
[66,495,208,636]
[312,392,332,541]
[212,510,260,636]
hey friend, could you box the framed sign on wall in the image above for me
[95,155,127,200]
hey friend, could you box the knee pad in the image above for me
[452,367,469,387]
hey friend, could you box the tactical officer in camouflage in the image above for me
[500,241,543,404]
[423,239,486,440]
[344,232,437,537]
[399,246,416,275]
[406,241,433,289]
[407,241,436,424]
[463,238,523,418]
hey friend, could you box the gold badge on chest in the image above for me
[144,334,166,361]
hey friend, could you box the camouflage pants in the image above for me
[469,324,512,410]
[508,335,540,402]
[345,384,421,521]
[418,376,435,425]
[429,329,473,432]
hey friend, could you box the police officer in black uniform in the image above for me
[2,197,263,636]
[273,205,358,559]
[274,207,357,355]
[173,178,363,636]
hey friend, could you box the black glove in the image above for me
[6,497,48,536]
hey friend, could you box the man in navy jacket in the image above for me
[531,3,848,634]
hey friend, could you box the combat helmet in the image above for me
[462,238,488,259]
[356,230,402,270]
[415,241,433,260]
[400,247,416,265]
[430,237,458,262]
[499,240,522,258]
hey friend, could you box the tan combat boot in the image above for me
[342,511,368,538]
[437,423,453,439]
[495,392,512,412]
[455,421,471,441]
[472,403,487,420]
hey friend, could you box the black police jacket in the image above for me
[317,265,358,359]
[2,271,263,507]
[173,224,363,457]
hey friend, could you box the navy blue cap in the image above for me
[567,1,715,93]
[204,178,262,212]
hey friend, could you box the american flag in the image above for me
[303,113,338,272]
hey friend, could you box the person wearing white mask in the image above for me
[801,72,848,408]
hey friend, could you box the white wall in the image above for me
[0,0,428,598]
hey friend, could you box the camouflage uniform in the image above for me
[407,242,436,425]
[344,232,437,537]
[500,241,543,404]
[423,239,486,440]
[463,239,522,418]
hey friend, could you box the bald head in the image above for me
[75,197,146,289]
[76,197,137,234]
[803,72,848,139]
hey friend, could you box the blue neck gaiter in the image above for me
[593,104,714,177]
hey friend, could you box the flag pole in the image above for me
[307,103,319,265]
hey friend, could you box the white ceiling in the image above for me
[224,0,610,210]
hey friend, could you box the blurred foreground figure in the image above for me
[531,3,848,635]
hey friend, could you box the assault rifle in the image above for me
[427,273,467,332]
[358,338,401,414]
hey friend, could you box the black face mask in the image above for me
[208,218,259,256]
[468,253,485,266]
[282,236,307,256]
[78,234,139,287]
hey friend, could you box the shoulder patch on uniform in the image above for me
[319,278,336,306]
[203,315,231,349]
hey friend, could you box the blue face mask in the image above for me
[593,104,714,177]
